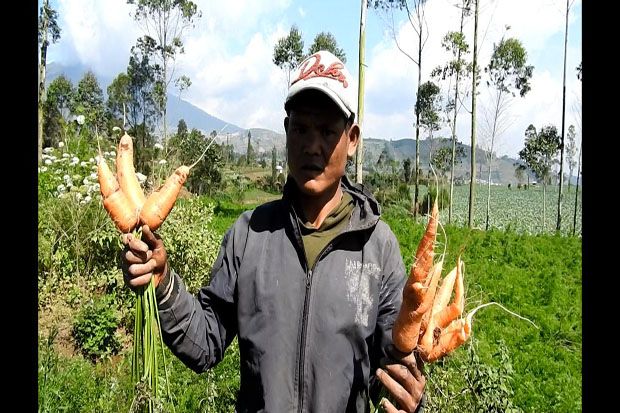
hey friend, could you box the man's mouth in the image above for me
[302,164,323,172]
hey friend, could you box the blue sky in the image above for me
[45,0,582,158]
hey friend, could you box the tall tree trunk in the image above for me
[468,0,479,228]
[413,18,423,220]
[355,0,368,184]
[556,0,570,232]
[485,90,502,231]
[38,0,50,165]
[572,144,581,236]
[448,4,467,225]
[543,183,547,232]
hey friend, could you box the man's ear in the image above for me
[346,123,360,157]
[284,116,289,132]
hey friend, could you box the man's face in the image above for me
[285,91,359,197]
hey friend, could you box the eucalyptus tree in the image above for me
[556,0,577,232]
[466,0,482,228]
[43,75,74,147]
[431,0,472,223]
[127,0,201,147]
[38,0,61,163]
[72,71,106,135]
[565,125,577,192]
[482,36,533,230]
[370,0,429,219]
[416,81,442,162]
[518,124,561,232]
[308,32,347,62]
[572,62,582,236]
[273,25,305,89]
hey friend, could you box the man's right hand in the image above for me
[121,224,168,291]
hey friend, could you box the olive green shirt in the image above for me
[295,191,354,270]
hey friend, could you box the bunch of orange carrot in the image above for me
[97,132,190,233]
[392,199,472,363]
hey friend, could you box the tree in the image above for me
[431,1,472,223]
[482,35,533,229]
[370,0,429,220]
[107,73,132,129]
[38,0,61,163]
[565,125,577,192]
[43,75,74,147]
[271,146,278,188]
[273,25,305,88]
[468,0,480,229]
[73,71,106,134]
[556,0,576,232]
[308,32,346,62]
[403,158,412,183]
[127,0,201,147]
[415,81,442,160]
[513,163,526,186]
[518,124,561,232]
[356,0,368,185]
[246,130,253,166]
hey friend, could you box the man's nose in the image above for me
[302,129,322,155]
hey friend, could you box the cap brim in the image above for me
[286,83,353,119]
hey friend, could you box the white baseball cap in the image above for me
[285,50,356,120]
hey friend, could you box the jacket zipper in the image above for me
[296,236,343,413]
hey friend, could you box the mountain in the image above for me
[46,62,258,139]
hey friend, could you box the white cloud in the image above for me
[362,0,581,157]
[299,6,306,18]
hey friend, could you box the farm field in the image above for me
[429,183,582,236]
[38,179,582,412]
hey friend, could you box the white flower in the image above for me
[110,151,116,157]
[135,172,147,183]
[76,115,85,125]
[57,184,66,192]
[90,173,97,180]
[62,153,70,158]
[43,147,53,154]
[80,161,88,167]
[76,192,83,200]
[44,159,52,165]
[39,166,48,172]
[72,157,79,163]
[158,159,167,165]
[63,174,71,181]
[83,178,90,185]
[112,126,121,132]
[84,195,92,203]
[58,141,65,148]
[154,143,164,150]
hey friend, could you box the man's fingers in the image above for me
[379,398,401,413]
[127,258,158,277]
[126,271,153,288]
[382,363,416,395]
[125,249,153,265]
[376,368,416,412]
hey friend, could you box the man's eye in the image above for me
[322,128,336,137]
[293,126,306,134]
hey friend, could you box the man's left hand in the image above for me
[376,344,426,412]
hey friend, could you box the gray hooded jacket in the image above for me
[156,176,410,412]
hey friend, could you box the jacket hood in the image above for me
[282,174,381,232]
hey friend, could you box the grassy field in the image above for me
[38,184,582,412]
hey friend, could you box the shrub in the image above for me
[73,294,122,361]
[418,185,450,215]
[160,198,221,295]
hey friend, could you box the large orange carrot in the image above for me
[139,165,189,231]
[139,136,216,231]
[116,133,146,216]
[97,153,139,233]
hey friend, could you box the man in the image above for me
[122,50,426,412]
